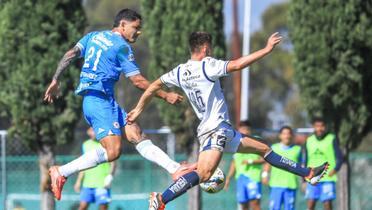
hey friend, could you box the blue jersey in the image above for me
[75,30,140,96]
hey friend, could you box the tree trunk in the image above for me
[188,140,201,210]
[338,149,350,210]
[38,144,56,210]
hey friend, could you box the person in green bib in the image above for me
[262,126,301,210]
[224,121,265,210]
[303,117,343,210]
[74,127,116,210]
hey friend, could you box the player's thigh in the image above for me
[269,188,284,210]
[123,122,145,144]
[196,149,223,182]
[79,188,95,208]
[83,94,123,140]
[320,182,336,203]
[99,204,109,210]
[236,175,250,204]
[247,180,262,201]
[237,135,271,156]
[95,188,111,206]
[283,189,296,210]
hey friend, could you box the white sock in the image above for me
[59,147,108,177]
[136,140,180,174]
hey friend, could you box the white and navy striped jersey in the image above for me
[160,57,231,136]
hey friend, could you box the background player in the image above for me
[224,121,264,210]
[127,31,329,210]
[74,127,116,210]
[262,126,301,210]
[303,117,343,210]
[44,8,195,200]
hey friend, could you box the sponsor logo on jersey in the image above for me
[113,122,120,129]
[128,54,135,61]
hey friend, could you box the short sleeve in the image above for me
[76,32,94,58]
[117,45,140,77]
[203,57,229,81]
[160,66,180,88]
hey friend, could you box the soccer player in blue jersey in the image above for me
[44,9,196,200]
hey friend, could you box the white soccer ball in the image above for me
[200,167,225,193]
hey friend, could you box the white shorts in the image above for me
[199,122,242,153]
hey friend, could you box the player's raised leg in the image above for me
[49,135,120,200]
[236,134,329,184]
[149,149,222,210]
[123,123,197,181]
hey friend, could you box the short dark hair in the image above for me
[279,125,293,134]
[113,9,142,27]
[189,31,212,53]
[311,116,325,124]
[239,120,251,128]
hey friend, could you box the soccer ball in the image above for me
[200,167,225,193]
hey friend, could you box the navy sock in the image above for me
[264,150,310,177]
[162,171,200,204]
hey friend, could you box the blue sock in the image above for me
[264,150,310,177]
[162,171,200,204]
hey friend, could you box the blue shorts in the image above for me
[269,187,296,210]
[80,187,111,204]
[236,175,262,203]
[305,181,336,202]
[82,91,126,140]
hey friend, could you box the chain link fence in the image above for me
[1,130,372,210]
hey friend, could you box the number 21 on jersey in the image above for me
[83,46,102,71]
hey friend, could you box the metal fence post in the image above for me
[0,130,7,210]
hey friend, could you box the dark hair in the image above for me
[189,31,212,53]
[113,9,142,27]
[311,116,325,124]
[239,120,251,128]
[279,125,293,134]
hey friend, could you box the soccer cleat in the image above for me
[171,162,198,181]
[149,192,165,210]
[305,162,329,185]
[49,166,66,200]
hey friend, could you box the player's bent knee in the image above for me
[105,145,121,161]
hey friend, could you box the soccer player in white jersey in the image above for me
[127,31,329,210]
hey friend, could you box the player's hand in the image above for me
[328,169,336,177]
[74,182,81,193]
[262,177,269,185]
[301,182,307,193]
[126,108,142,124]
[265,32,282,52]
[44,79,60,103]
[164,92,183,105]
[223,179,230,191]
[104,174,114,188]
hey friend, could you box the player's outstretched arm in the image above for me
[129,74,183,105]
[226,32,282,73]
[127,78,164,124]
[44,46,81,103]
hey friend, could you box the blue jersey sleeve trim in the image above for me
[124,70,140,78]
[224,61,230,75]
[177,66,181,87]
[202,61,214,83]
